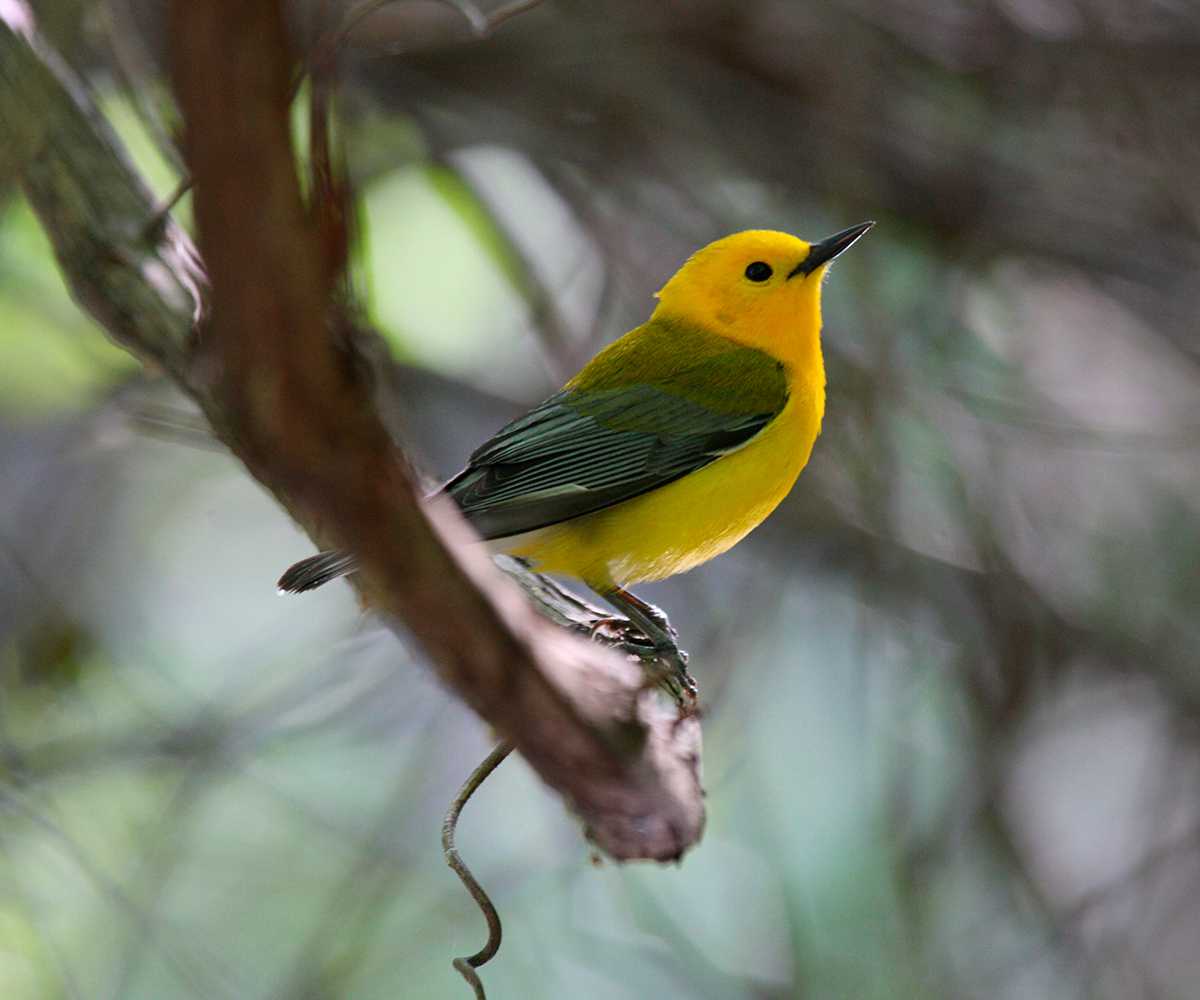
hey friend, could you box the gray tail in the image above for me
[277,550,358,594]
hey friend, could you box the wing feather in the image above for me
[443,383,783,539]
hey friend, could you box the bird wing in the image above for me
[442,324,789,539]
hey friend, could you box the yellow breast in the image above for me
[501,373,823,589]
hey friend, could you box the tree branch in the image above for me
[0,2,703,862]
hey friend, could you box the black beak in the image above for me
[788,221,875,279]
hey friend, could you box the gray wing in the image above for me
[441,384,780,540]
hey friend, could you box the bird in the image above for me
[279,223,873,675]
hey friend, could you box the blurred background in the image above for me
[3,0,1200,997]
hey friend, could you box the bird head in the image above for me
[653,223,873,366]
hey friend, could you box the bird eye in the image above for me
[744,261,773,283]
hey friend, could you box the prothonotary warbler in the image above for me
[279,223,874,671]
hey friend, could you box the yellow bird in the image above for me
[280,223,873,660]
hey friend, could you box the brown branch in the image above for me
[0,2,703,861]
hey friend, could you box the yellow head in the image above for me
[652,224,873,369]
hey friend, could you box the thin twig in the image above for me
[358,0,543,44]
[442,741,513,1000]
[140,174,194,244]
[120,400,222,451]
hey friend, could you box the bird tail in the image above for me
[277,550,358,594]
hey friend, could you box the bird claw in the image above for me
[586,617,696,707]
[587,616,643,646]
[631,641,695,706]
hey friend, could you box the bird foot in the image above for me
[586,617,696,706]
[638,644,698,707]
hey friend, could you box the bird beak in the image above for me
[788,221,875,279]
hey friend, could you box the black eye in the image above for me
[744,261,773,283]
